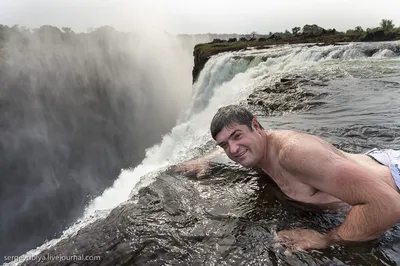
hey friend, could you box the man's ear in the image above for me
[252,118,261,131]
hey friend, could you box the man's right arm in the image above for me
[173,148,225,177]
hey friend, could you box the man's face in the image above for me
[215,119,264,168]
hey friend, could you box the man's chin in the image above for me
[238,160,255,168]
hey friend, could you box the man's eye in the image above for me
[219,143,227,149]
[234,134,242,139]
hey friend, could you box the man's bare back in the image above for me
[263,130,399,206]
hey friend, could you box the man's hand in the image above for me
[172,148,224,178]
[173,158,211,178]
[274,229,331,252]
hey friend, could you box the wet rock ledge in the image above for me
[246,77,329,116]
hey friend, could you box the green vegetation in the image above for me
[380,19,395,31]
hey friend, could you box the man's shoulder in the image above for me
[271,129,321,144]
[273,131,320,166]
[269,129,302,142]
[267,131,299,166]
[270,130,305,150]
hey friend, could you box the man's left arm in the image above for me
[279,142,400,248]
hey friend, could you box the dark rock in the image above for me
[280,78,293,83]
[192,46,212,83]
[192,43,249,83]
[19,167,281,266]
[363,48,381,57]
[247,77,328,115]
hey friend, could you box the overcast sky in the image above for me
[0,0,398,34]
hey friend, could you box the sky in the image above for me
[0,0,399,34]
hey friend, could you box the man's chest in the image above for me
[267,166,318,202]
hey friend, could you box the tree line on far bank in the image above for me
[235,19,399,44]
[274,19,398,42]
[0,19,399,51]
[273,19,397,37]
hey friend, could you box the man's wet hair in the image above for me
[210,105,264,140]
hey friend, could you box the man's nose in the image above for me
[229,142,239,154]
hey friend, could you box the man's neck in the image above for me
[258,130,273,174]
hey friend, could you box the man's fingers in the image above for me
[274,235,291,243]
[274,235,295,249]
[289,243,306,253]
[275,231,296,242]
[278,243,304,255]
[274,231,307,251]
[274,229,329,253]
[175,165,196,174]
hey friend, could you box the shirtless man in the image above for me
[179,104,400,252]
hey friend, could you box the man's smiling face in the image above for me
[215,119,264,168]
